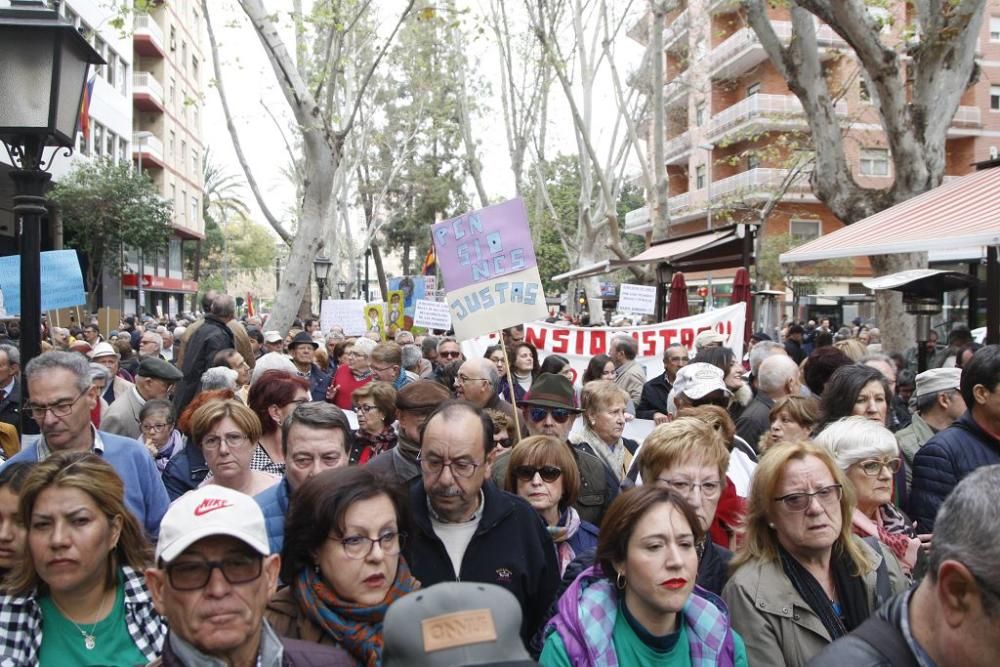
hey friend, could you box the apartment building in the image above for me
[627,1,1000,315]
[129,0,205,316]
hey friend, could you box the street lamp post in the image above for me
[313,254,332,303]
[0,0,104,432]
[336,280,347,299]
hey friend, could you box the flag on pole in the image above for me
[421,245,436,276]
[78,76,95,142]
[246,292,255,317]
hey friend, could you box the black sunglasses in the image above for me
[527,406,571,424]
[513,465,563,483]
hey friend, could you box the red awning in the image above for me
[780,168,1000,263]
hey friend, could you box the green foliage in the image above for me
[524,156,577,294]
[49,158,172,300]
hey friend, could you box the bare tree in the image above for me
[743,0,985,353]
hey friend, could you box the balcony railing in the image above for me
[664,69,691,107]
[133,72,164,101]
[706,94,848,140]
[707,21,847,78]
[710,167,813,200]
[664,131,692,162]
[951,105,982,127]
[664,7,689,50]
[132,132,163,160]
[134,14,164,46]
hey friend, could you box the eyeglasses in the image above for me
[353,404,380,414]
[201,432,249,450]
[774,484,843,512]
[439,350,462,359]
[165,554,263,591]
[417,453,483,478]
[854,458,902,477]
[514,465,562,483]
[345,351,367,358]
[141,422,172,433]
[329,531,405,559]
[371,365,395,374]
[26,388,88,420]
[527,406,572,424]
[657,478,723,499]
[458,374,488,384]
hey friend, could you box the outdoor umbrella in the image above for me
[732,267,752,347]
[666,272,689,320]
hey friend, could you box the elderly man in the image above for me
[371,341,412,390]
[735,354,800,452]
[287,331,332,401]
[395,330,415,346]
[636,343,687,423]
[159,327,175,363]
[403,401,560,645]
[101,357,183,439]
[435,337,464,371]
[89,341,135,404]
[896,367,965,489]
[911,346,1000,532]
[491,373,619,525]
[0,344,21,435]
[175,295,237,412]
[453,357,519,426]
[145,486,352,666]
[81,322,103,345]
[263,330,284,354]
[254,403,351,553]
[810,465,1000,667]
[609,334,646,402]
[3,351,168,538]
[367,381,451,486]
[122,330,164,375]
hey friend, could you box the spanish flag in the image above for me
[78,76,95,142]
[245,292,255,317]
[421,245,436,276]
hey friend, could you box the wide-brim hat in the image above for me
[521,373,580,412]
[288,331,318,349]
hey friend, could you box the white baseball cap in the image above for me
[89,341,118,359]
[155,486,270,563]
[263,330,283,344]
[673,362,730,400]
[694,330,727,349]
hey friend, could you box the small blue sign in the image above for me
[0,250,87,316]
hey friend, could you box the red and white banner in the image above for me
[461,303,746,385]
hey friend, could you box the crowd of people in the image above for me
[0,295,996,666]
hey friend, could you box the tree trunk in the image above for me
[649,2,669,242]
[869,252,925,355]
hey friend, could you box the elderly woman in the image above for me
[485,408,519,455]
[569,380,637,482]
[247,370,311,475]
[540,486,747,666]
[331,337,376,410]
[634,417,734,594]
[191,399,278,496]
[0,462,32,578]
[765,395,820,452]
[139,398,184,473]
[814,417,926,576]
[0,452,165,665]
[267,466,419,665]
[723,441,907,666]
[498,342,540,403]
[350,381,398,465]
[504,436,598,575]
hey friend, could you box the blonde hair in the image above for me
[191,399,262,448]
[636,417,730,483]
[834,339,868,361]
[730,440,873,576]
[581,380,629,419]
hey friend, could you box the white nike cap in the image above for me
[155,485,270,563]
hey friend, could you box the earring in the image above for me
[616,571,626,590]
[768,522,775,529]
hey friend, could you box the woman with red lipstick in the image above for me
[539,486,748,666]
[0,452,165,666]
[723,441,907,667]
[267,466,419,665]
[504,436,599,575]
[0,462,32,578]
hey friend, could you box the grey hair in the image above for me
[422,336,440,357]
[813,416,898,470]
[200,366,238,391]
[401,344,422,371]
[250,352,297,386]
[929,464,1000,615]
[141,331,163,352]
[757,354,799,396]
[211,294,236,319]
[0,344,20,367]
[25,351,92,393]
[88,363,111,385]
[611,334,637,360]
[470,357,499,389]
[749,341,785,377]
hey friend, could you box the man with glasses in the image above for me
[101,357,183,440]
[371,341,412,390]
[404,400,559,645]
[2,351,169,538]
[491,373,619,526]
[145,485,352,666]
[637,343,688,424]
[453,357,520,427]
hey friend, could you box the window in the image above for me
[181,191,188,225]
[191,197,199,227]
[695,103,706,126]
[180,140,187,171]
[106,49,117,90]
[169,130,176,158]
[93,123,104,157]
[117,57,128,96]
[992,86,1000,111]
[181,42,187,71]
[860,148,890,177]
[790,220,821,243]
[170,77,176,106]
[696,164,706,189]
[747,153,760,170]
[192,56,199,81]
[94,37,107,80]
[119,138,128,165]
[746,82,761,97]
[170,25,177,52]
[991,17,1000,41]
[192,149,199,174]
[105,129,115,158]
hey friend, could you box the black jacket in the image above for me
[909,411,1000,532]
[807,591,919,667]
[635,372,672,420]
[174,315,235,412]
[403,479,560,645]
[734,393,774,455]
[0,378,20,435]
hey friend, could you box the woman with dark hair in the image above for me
[814,364,893,434]
[582,353,616,385]
[267,466,420,665]
[247,369,311,475]
[0,452,165,665]
[539,486,747,666]
[138,399,184,473]
[498,342,540,403]
[539,354,575,384]
[0,462,32,577]
[802,346,853,397]
[484,344,507,377]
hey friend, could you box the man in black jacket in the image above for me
[810,465,1000,667]
[174,294,236,413]
[403,400,560,646]
[0,344,20,435]
[635,343,687,423]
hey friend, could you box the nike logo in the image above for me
[193,498,233,516]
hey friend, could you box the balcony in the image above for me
[947,105,983,137]
[705,94,848,142]
[623,193,694,235]
[707,21,847,80]
[664,8,689,52]
[133,72,164,112]
[710,167,815,201]
[664,131,692,164]
[664,69,691,108]
[132,133,165,170]
[133,14,165,58]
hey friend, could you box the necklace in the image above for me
[51,587,112,651]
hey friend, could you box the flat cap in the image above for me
[137,357,184,382]
[915,367,962,398]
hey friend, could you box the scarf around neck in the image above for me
[777,543,869,640]
[571,425,627,481]
[852,505,920,575]
[549,507,583,574]
[293,558,419,666]
[356,426,397,464]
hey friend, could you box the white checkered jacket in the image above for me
[0,565,166,666]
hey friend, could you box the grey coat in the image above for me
[100,386,144,440]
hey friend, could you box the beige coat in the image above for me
[722,537,907,667]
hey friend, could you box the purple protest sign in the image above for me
[431,198,537,292]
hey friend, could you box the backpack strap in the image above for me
[851,615,919,667]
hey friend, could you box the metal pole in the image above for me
[136,136,145,319]
[364,247,371,301]
[987,246,999,345]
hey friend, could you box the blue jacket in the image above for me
[5,431,170,540]
[254,477,291,554]
[909,411,1000,532]
[161,442,210,501]
[305,364,332,402]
